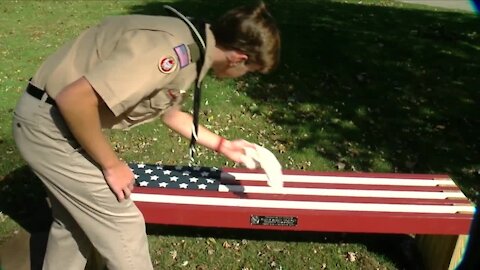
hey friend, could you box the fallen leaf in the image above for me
[207,237,216,244]
[222,241,231,249]
[170,250,177,260]
[347,251,357,262]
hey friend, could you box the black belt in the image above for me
[26,83,55,105]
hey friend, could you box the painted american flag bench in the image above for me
[129,163,475,270]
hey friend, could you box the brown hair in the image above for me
[211,1,281,73]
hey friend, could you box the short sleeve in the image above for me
[84,30,179,116]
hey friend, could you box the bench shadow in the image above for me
[146,224,423,270]
[0,166,52,270]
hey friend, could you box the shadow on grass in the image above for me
[146,224,423,270]
[0,166,51,233]
[127,0,480,204]
[0,166,51,269]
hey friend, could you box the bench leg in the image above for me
[416,234,468,270]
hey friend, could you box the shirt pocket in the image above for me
[150,88,182,110]
[125,99,156,122]
[124,89,182,126]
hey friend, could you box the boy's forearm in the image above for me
[162,107,224,151]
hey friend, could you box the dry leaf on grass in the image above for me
[170,250,177,260]
[222,241,231,249]
[347,251,357,262]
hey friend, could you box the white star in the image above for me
[137,164,146,168]
[159,182,168,188]
[210,167,219,171]
[134,174,139,179]
[201,172,209,177]
[175,165,183,170]
[170,176,178,182]
[206,178,215,184]
[139,181,149,187]
[193,166,201,171]
[179,183,188,189]
[163,170,172,175]
[182,171,190,176]
[198,184,207,189]
[156,165,163,170]
[189,177,198,183]
[145,169,153,174]
[150,175,159,181]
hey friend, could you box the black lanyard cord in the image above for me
[164,5,206,164]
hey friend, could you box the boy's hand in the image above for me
[102,160,135,201]
[218,139,256,164]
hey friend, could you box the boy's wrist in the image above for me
[215,137,226,153]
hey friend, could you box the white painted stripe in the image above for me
[217,185,467,199]
[131,193,475,214]
[222,172,456,187]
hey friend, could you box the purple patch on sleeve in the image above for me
[174,44,189,69]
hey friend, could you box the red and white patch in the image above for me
[158,56,176,73]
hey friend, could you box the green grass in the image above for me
[1,0,479,269]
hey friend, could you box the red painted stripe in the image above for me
[133,187,471,205]
[223,168,451,180]
[136,202,473,235]
[219,179,460,192]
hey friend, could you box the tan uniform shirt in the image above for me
[31,15,215,129]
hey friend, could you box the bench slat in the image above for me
[131,193,473,214]
[220,180,462,191]
[215,185,467,200]
[134,187,471,206]
[222,171,457,187]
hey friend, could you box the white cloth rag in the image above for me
[240,144,284,190]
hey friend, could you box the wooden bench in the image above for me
[130,163,475,270]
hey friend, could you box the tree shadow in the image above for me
[127,0,480,204]
[249,0,480,204]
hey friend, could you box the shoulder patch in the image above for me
[174,44,189,69]
[159,56,176,74]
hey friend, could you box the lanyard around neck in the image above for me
[164,5,206,165]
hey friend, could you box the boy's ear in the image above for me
[226,50,248,66]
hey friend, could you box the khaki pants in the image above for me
[12,91,153,270]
